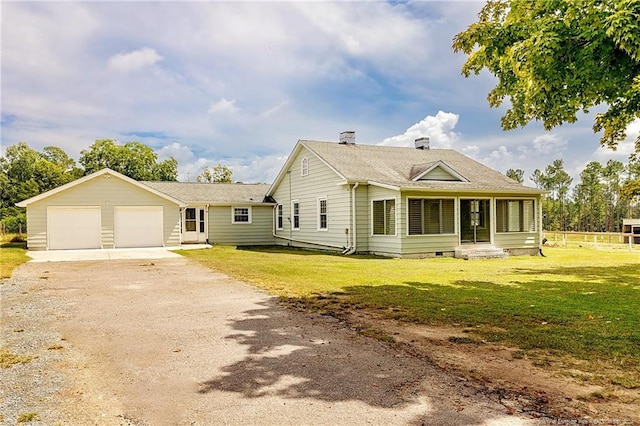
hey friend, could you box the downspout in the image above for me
[538,195,545,257]
[205,204,209,245]
[344,182,359,255]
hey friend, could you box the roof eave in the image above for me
[16,168,186,208]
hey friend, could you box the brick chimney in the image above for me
[415,137,430,150]
[339,131,355,145]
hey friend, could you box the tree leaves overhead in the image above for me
[79,139,178,181]
[453,0,640,151]
[197,164,233,183]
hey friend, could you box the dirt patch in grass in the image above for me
[282,298,640,423]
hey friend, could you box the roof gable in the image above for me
[266,141,347,196]
[16,168,185,207]
[291,141,545,194]
[411,161,469,182]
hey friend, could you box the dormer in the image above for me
[411,160,468,182]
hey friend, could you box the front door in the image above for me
[182,207,206,243]
[460,199,491,244]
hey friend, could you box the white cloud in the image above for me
[531,134,568,154]
[482,146,514,169]
[208,98,239,114]
[380,111,460,148]
[156,142,287,183]
[107,47,163,72]
[594,118,640,159]
[260,101,290,118]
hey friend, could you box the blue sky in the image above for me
[1,1,638,185]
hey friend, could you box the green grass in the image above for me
[0,234,29,280]
[181,245,640,385]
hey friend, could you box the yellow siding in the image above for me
[208,205,275,246]
[367,186,402,256]
[26,176,180,250]
[271,147,352,250]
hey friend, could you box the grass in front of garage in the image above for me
[0,233,29,280]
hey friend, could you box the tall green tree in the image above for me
[0,143,79,233]
[621,155,640,217]
[197,164,233,183]
[574,161,605,232]
[602,159,625,231]
[544,159,573,231]
[505,168,524,183]
[79,139,178,181]
[453,0,640,151]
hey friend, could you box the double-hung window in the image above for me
[292,201,300,230]
[372,199,396,235]
[408,198,455,235]
[232,207,251,224]
[301,157,309,176]
[318,198,327,230]
[277,204,284,230]
[496,200,535,232]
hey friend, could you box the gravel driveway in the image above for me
[1,256,533,425]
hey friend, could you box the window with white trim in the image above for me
[408,198,455,235]
[496,199,535,232]
[318,197,327,230]
[292,201,300,230]
[277,204,284,230]
[232,206,251,224]
[301,157,309,176]
[372,199,396,235]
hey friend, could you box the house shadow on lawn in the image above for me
[512,264,640,287]
[197,299,506,425]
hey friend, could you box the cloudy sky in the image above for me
[1,1,638,185]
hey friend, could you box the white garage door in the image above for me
[48,207,102,250]
[114,206,163,248]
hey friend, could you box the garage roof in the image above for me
[16,168,186,207]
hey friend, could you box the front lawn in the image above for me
[0,234,29,280]
[180,245,640,387]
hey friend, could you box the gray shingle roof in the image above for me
[143,182,272,204]
[301,141,544,193]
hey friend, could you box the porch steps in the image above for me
[454,246,509,260]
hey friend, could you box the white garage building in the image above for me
[17,169,185,250]
[17,168,275,251]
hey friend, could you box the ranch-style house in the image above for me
[17,132,546,258]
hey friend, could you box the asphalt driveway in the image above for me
[1,256,533,425]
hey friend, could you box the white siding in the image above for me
[26,176,180,250]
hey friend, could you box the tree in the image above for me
[197,164,233,183]
[505,168,524,183]
[602,159,625,231]
[453,0,640,151]
[574,161,605,232]
[79,139,178,181]
[0,143,79,233]
[544,160,573,231]
[530,169,545,189]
